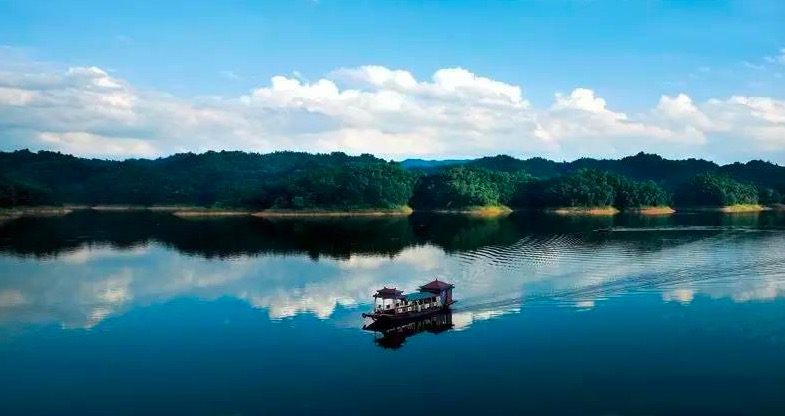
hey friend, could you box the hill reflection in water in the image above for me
[3,210,783,259]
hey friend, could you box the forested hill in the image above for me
[2,149,785,210]
[0,150,412,209]
[403,153,784,191]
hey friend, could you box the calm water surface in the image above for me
[1,211,785,415]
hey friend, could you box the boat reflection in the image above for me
[363,311,454,349]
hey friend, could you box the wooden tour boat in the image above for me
[362,279,455,322]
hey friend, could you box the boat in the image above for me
[362,279,455,322]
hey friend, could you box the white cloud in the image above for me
[743,61,765,71]
[1,52,784,161]
[655,94,711,128]
[0,86,39,105]
[219,70,242,81]
[726,96,785,124]
[553,88,616,114]
[337,65,418,90]
[38,131,158,157]
[763,48,785,65]
[544,88,677,143]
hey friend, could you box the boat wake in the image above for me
[450,229,785,314]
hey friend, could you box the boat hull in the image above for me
[362,301,455,322]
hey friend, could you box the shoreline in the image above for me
[678,204,768,213]
[1,204,780,220]
[1,207,74,218]
[623,206,676,216]
[546,207,620,216]
[173,210,253,218]
[719,204,768,213]
[428,206,512,217]
[253,207,414,217]
[90,205,150,211]
[0,209,22,222]
[90,205,212,212]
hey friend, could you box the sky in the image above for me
[0,0,783,163]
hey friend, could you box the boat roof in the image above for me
[419,279,454,291]
[374,287,403,299]
[403,292,437,301]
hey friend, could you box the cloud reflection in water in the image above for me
[2,212,785,330]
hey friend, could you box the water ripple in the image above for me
[452,229,785,313]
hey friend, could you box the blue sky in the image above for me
[0,0,784,161]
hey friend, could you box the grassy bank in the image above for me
[22,207,73,216]
[90,205,150,211]
[0,209,22,222]
[173,210,253,218]
[253,206,414,217]
[624,206,676,215]
[719,204,768,213]
[678,204,768,213]
[546,207,620,216]
[3,204,415,218]
[86,205,252,216]
[0,206,76,223]
[466,205,512,217]
[1,206,74,217]
[429,205,512,217]
[91,205,217,212]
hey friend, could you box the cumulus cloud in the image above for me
[38,132,158,157]
[0,52,784,161]
[655,94,711,129]
[544,88,678,144]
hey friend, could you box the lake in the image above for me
[1,211,785,415]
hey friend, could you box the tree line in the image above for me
[1,149,782,210]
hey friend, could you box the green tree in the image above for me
[614,178,671,209]
[410,167,530,209]
[757,187,783,206]
[515,169,615,208]
[674,173,758,207]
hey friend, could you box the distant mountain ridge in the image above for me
[401,152,785,191]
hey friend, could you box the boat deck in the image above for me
[362,301,456,321]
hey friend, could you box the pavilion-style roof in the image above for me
[419,279,454,291]
[374,287,403,299]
